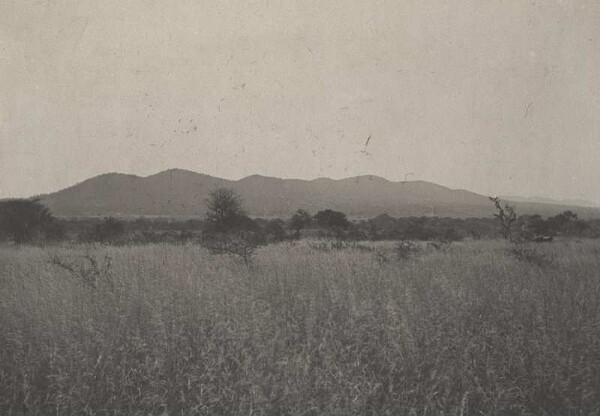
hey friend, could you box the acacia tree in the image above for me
[314,209,350,240]
[489,196,517,240]
[204,187,246,233]
[202,187,262,264]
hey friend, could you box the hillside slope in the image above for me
[38,169,600,219]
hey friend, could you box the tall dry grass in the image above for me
[0,240,599,415]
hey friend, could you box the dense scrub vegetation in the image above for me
[1,240,599,415]
[2,199,599,246]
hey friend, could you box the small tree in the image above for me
[290,209,312,238]
[204,187,246,233]
[0,199,62,244]
[489,196,517,240]
[314,209,350,230]
[202,187,263,265]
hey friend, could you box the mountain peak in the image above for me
[147,168,204,178]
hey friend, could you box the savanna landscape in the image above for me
[1,201,600,415]
[4,1,600,414]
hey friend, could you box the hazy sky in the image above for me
[1,0,599,203]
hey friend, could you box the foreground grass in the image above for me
[0,240,599,415]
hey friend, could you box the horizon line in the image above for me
[5,167,599,209]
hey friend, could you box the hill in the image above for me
[37,169,600,219]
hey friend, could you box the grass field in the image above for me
[1,239,599,415]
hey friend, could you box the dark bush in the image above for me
[0,199,63,244]
[314,209,350,230]
[90,217,125,243]
[290,209,312,237]
[265,219,287,241]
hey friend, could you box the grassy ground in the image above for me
[0,239,599,415]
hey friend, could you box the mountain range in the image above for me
[36,169,600,219]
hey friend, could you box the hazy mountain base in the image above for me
[1,240,599,415]
[38,169,600,219]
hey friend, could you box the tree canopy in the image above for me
[313,209,350,230]
[204,187,246,233]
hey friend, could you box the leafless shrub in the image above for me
[396,239,420,260]
[489,196,517,240]
[373,249,390,265]
[308,240,343,252]
[509,245,554,268]
[308,240,375,252]
[48,252,114,290]
[428,239,450,251]
[202,231,264,265]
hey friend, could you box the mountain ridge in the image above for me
[34,169,600,219]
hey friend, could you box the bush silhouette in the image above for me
[204,187,246,234]
[0,199,62,244]
[202,187,263,264]
[314,209,350,230]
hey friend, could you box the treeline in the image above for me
[1,198,600,245]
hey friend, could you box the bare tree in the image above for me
[202,231,263,265]
[49,253,114,290]
[489,196,517,240]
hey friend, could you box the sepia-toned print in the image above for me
[1,1,599,415]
